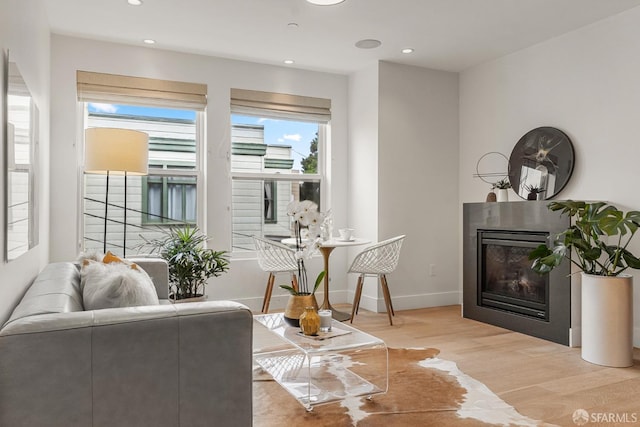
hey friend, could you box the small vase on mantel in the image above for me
[496,189,509,202]
[299,306,320,336]
[283,294,319,327]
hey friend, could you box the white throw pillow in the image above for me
[81,261,159,310]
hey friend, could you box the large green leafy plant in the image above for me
[529,200,640,276]
[143,226,229,299]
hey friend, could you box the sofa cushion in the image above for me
[3,262,84,328]
[81,262,159,310]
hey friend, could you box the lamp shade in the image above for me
[85,127,149,175]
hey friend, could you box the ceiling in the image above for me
[43,0,640,74]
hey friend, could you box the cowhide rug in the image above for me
[254,348,554,427]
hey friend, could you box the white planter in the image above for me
[169,294,208,304]
[581,273,633,367]
[496,189,509,202]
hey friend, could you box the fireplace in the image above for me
[463,202,572,345]
[479,230,548,320]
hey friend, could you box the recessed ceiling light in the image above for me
[284,59,295,65]
[306,0,346,5]
[143,39,156,45]
[127,0,143,5]
[355,39,382,49]
[401,48,414,54]
[287,23,299,29]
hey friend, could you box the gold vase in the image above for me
[299,306,321,336]
[283,294,318,327]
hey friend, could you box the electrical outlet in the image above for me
[429,264,436,277]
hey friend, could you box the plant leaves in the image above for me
[528,244,552,260]
[535,201,640,276]
[279,285,298,295]
[622,248,640,269]
[529,243,565,274]
[312,271,326,294]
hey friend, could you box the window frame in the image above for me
[77,103,206,253]
[230,119,327,253]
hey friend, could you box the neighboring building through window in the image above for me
[83,104,200,254]
[230,117,323,252]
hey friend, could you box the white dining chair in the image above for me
[253,236,299,313]
[348,235,406,325]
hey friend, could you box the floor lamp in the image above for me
[84,128,149,257]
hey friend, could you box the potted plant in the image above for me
[492,178,511,202]
[142,225,229,302]
[523,184,543,201]
[280,200,326,326]
[529,200,640,367]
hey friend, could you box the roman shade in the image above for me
[77,71,207,111]
[230,88,331,123]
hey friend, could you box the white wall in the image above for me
[460,6,640,345]
[0,0,50,325]
[347,64,379,310]
[378,61,460,311]
[50,35,349,311]
[347,66,379,243]
[348,61,460,313]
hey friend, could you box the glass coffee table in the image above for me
[253,313,388,411]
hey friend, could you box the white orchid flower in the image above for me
[287,201,301,216]
[308,223,322,239]
[297,211,309,226]
[303,212,322,233]
[299,200,318,214]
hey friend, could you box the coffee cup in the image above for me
[338,228,354,240]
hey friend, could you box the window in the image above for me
[77,71,206,256]
[229,89,330,252]
[143,174,197,224]
[264,181,276,223]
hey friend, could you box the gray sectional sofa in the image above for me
[0,259,253,427]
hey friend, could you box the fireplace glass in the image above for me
[479,230,549,320]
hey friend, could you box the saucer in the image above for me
[337,237,355,242]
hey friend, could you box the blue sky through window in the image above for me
[232,114,318,171]
[88,103,196,121]
[87,103,318,171]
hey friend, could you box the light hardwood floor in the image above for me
[338,304,640,426]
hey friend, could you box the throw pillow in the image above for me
[81,261,160,310]
[76,250,103,268]
[102,251,140,270]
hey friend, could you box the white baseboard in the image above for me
[569,327,581,348]
[353,291,461,313]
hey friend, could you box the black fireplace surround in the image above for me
[463,202,571,345]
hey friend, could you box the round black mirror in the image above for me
[508,127,575,200]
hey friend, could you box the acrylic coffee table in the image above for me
[253,313,388,411]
